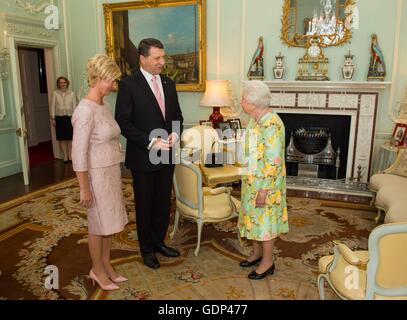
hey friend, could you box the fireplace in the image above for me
[259,80,392,183]
[278,113,351,179]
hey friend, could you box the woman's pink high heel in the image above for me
[89,270,119,291]
[110,274,128,283]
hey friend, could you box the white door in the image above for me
[44,48,62,159]
[9,40,30,185]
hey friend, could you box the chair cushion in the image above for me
[201,165,241,186]
[177,195,240,222]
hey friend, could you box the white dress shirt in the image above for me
[140,67,165,105]
[51,90,77,118]
[139,68,178,150]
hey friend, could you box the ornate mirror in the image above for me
[281,0,355,48]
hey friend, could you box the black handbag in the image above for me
[204,141,223,168]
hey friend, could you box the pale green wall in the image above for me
[1,0,405,178]
[395,1,407,119]
[0,1,68,178]
[65,0,401,127]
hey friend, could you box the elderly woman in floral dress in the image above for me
[238,80,289,280]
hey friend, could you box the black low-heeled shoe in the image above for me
[239,256,263,268]
[248,263,275,280]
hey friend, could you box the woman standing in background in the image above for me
[51,76,77,163]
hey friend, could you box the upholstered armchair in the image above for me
[317,222,407,300]
[370,147,407,223]
[170,160,241,256]
[181,125,241,187]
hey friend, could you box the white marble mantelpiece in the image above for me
[265,81,392,91]
[259,81,391,182]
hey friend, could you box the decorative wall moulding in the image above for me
[0,82,6,120]
[2,13,60,40]
[8,0,51,15]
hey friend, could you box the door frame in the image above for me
[9,35,62,185]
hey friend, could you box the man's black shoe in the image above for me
[154,245,180,258]
[141,253,160,269]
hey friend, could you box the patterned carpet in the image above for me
[0,178,377,300]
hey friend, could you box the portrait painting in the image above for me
[104,0,206,92]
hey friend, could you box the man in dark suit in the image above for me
[115,38,183,269]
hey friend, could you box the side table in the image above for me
[372,142,398,174]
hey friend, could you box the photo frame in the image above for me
[104,0,206,92]
[228,118,242,131]
[217,121,235,139]
[392,123,407,147]
[199,120,213,127]
[218,121,231,132]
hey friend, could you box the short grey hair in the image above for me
[242,80,271,109]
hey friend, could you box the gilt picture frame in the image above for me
[103,0,206,92]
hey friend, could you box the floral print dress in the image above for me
[238,112,289,241]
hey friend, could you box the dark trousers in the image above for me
[131,165,175,254]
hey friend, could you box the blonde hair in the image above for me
[86,54,121,87]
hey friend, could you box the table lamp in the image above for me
[200,80,232,128]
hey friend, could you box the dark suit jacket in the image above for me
[115,70,184,171]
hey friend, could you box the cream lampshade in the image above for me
[200,80,232,128]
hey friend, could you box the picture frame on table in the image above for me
[392,123,407,147]
[228,118,242,131]
[199,120,213,127]
[218,121,234,139]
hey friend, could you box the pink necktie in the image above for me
[152,76,165,119]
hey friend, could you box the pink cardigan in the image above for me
[71,99,122,171]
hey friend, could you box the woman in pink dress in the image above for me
[72,54,128,291]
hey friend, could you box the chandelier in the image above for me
[306,0,344,44]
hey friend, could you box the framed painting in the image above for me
[104,0,206,92]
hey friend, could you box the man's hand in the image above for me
[80,188,93,208]
[167,133,179,147]
[255,189,268,208]
[151,138,171,151]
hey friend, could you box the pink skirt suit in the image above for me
[71,99,128,236]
